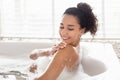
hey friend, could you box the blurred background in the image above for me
[0,0,120,58]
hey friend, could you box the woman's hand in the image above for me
[50,42,67,54]
[30,49,39,60]
[29,63,37,73]
[30,49,49,60]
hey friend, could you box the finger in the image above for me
[59,42,67,48]
[61,41,67,45]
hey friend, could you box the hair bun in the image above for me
[77,2,92,13]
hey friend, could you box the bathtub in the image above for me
[0,41,120,80]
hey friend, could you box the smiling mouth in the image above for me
[62,37,70,41]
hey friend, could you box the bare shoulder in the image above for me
[57,45,78,61]
[58,45,75,54]
[58,45,79,69]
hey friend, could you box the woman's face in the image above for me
[59,14,84,46]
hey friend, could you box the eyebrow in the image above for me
[60,23,75,27]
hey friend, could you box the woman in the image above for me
[29,2,98,80]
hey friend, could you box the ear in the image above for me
[80,28,85,34]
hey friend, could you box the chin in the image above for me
[62,40,70,43]
[63,41,72,45]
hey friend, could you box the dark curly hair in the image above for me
[63,2,98,36]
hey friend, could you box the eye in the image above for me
[68,28,74,31]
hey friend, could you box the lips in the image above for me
[61,36,70,41]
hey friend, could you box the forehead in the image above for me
[62,14,79,24]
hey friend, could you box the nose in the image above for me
[60,29,68,35]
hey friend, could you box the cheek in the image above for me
[70,33,78,40]
[74,34,79,39]
[73,33,81,40]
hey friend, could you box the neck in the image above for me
[70,41,80,47]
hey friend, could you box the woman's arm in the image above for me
[30,42,66,60]
[29,49,50,60]
[29,42,67,73]
[36,45,77,80]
